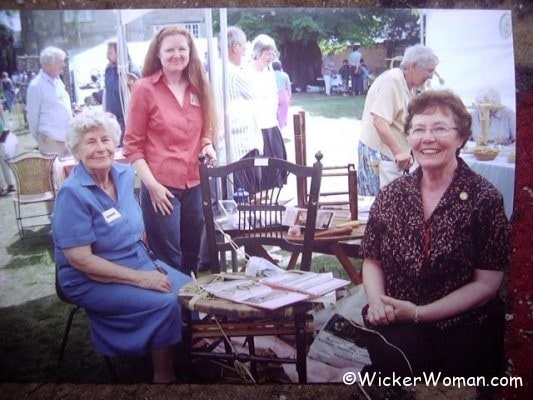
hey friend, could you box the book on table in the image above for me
[200,278,310,310]
[200,259,350,310]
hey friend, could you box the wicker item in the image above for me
[473,146,499,161]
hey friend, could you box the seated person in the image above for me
[470,87,516,145]
[53,109,190,383]
[360,90,510,382]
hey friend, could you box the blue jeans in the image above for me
[141,183,203,275]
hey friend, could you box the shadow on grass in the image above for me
[4,227,53,270]
[0,294,154,384]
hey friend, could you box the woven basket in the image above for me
[473,148,499,161]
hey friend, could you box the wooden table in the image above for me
[218,221,366,285]
[178,274,313,383]
[301,223,366,284]
[461,148,515,219]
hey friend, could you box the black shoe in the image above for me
[7,185,15,193]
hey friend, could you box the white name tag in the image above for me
[254,158,269,167]
[102,207,122,224]
[190,93,200,106]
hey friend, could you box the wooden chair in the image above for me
[6,151,57,238]
[200,152,323,273]
[179,153,324,383]
[292,111,365,284]
[293,110,358,221]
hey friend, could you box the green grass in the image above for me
[291,92,366,120]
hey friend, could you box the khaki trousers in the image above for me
[37,133,68,157]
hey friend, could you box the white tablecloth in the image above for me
[461,148,515,219]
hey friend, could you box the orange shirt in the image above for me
[124,70,210,189]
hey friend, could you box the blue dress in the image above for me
[53,162,190,356]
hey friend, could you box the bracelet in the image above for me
[414,305,420,324]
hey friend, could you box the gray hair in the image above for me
[251,34,277,60]
[40,46,67,67]
[227,26,246,48]
[475,87,501,104]
[67,109,120,156]
[400,44,439,70]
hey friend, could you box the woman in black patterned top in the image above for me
[360,90,510,379]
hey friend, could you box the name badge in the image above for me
[190,93,200,107]
[102,207,122,224]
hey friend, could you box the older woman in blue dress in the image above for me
[53,109,190,383]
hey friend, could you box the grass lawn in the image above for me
[291,92,366,120]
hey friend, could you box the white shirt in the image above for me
[26,70,72,142]
[246,65,279,129]
[212,61,263,164]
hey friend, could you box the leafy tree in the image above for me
[221,8,420,89]
[0,11,18,74]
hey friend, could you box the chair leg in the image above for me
[246,335,258,379]
[294,312,308,383]
[58,305,81,362]
[181,307,193,380]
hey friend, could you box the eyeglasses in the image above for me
[409,126,458,138]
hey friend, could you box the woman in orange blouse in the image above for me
[124,25,217,275]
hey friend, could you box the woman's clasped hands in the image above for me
[366,295,418,326]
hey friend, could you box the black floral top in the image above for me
[360,158,511,329]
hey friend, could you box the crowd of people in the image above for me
[322,45,369,96]
[0,25,511,389]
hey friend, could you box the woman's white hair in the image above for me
[400,44,439,70]
[251,34,277,60]
[475,87,501,105]
[39,46,67,67]
[66,109,121,156]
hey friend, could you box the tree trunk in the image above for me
[280,40,322,92]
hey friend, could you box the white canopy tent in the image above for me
[422,9,516,111]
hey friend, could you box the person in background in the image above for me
[53,109,190,383]
[1,72,16,113]
[272,60,292,130]
[357,44,439,196]
[199,26,263,272]
[213,26,263,172]
[339,59,351,96]
[361,90,509,386]
[321,51,337,96]
[348,44,363,96]
[360,58,370,94]
[0,104,15,196]
[123,25,217,276]
[26,46,73,156]
[248,34,287,190]
[103,41,141,146]
[470,87,516,145]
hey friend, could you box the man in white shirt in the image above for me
[214,26,263,168]
[26,46,73,156]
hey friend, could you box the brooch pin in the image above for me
[459,191,469,201]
